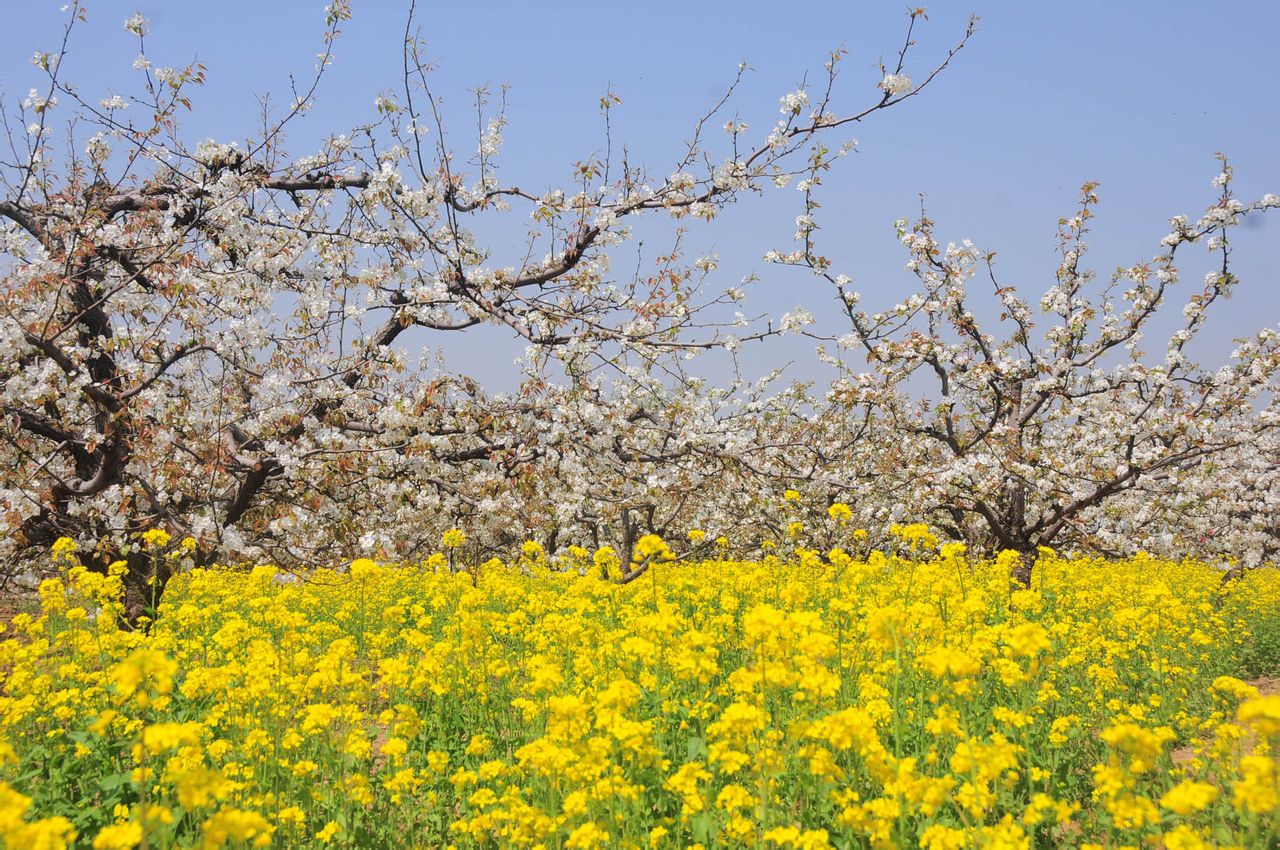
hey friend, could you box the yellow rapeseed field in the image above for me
[2,533,1279,849]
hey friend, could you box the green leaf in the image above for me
[98,772,131,793]
[690,811,716,844]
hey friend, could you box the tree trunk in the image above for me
[1010,550,1034,588]
[101,549,173,628]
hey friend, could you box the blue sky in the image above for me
[4,2,1277,390]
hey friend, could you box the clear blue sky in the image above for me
[4,2,1277,390]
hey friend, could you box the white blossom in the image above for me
[778,89,808,115]
[123,13,150,36]
[878,73,913,96]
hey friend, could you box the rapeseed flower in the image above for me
[1,541,1278,847]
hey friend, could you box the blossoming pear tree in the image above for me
[780,157,1279,581]
[0,2,973,615]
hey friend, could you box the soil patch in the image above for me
[1171,676,1277,766]
[0,593,37,631]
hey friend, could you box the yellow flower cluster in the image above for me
[632,533,675,565]
[1,546,1278,848]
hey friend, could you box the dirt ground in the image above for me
[1170,675,1279,765]
[1252,676,1280,697]
[0,593,37,630]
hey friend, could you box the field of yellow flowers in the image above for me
[1,536,1279,850]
